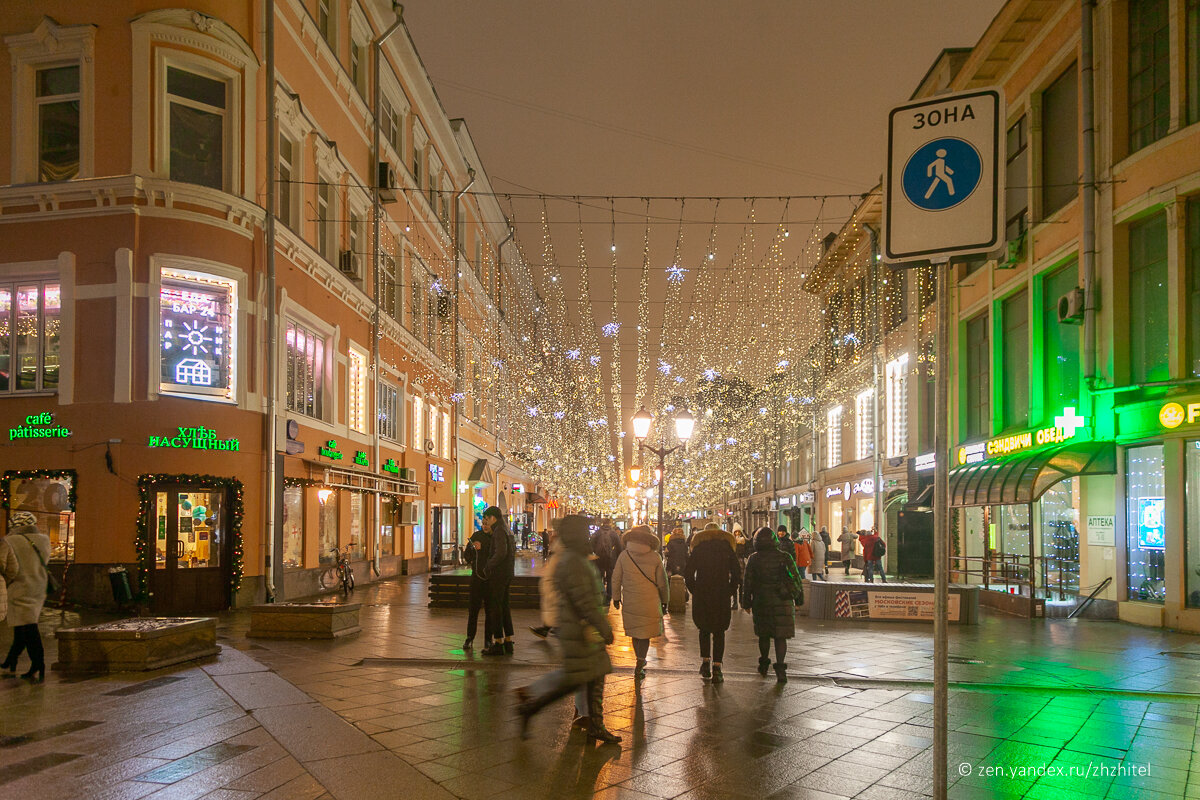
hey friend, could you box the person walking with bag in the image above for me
[809,530,827,581]
[479,507,516,656]
[741,527,803,683]
[859,527,887,583]
[665,526,688,576]
[1,511,51,683]
[515,515,621,744]
[611,526,669,680]
[462,520,493,650]
[837,528,858,576]
[684,521,741,683]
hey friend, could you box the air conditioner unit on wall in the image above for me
[1057,287,1085,324]
[377,162,398,203]
[398,502,421,525]
[338,250,360,278]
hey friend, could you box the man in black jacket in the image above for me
[462,520,492,650]
[480,506,516,656]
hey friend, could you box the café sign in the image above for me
[957,407,1085,465]
[9,411,72,441]
[149,426,239,451]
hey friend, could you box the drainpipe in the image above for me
[1081,0,1097,385]
[372,3,404,579]
[451,169,476,557]
[264,0,277,603]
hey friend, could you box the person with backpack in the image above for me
[741,527,803,683]
[610,526,669,680]
[859,527,887,583]
[684,521,741,683]
[665,527,689,576]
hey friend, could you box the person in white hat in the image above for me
[2,511,51,682]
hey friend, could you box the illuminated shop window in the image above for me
[0,280,61,394]
[285,319,326,419]
[378,381,401,441]
[1185,441,1200,607]
[826,406,843,469]
[412,395,424,449]
[855,388,874,461]
[160,269,236,400]
[441,409,451,458]
[318,488,338,565]
[1126,444,1166,604]
[282,485,304,569]
[348,348,367,432]
[886,354,909,458]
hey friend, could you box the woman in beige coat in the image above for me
[2,511,51,682]
[0,536,18,631]
[611,526,669,680]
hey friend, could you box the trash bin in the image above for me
[109,566,133,605]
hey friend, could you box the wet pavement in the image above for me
[5,555,1200,799]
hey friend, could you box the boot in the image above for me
[757,657,771,677]
[699,660,711,679]
[711,664,723,684]
[635,659,647,680]
[774,662,788,684]
[503,640,514,655]
[585,681,622,744]
[571,715,591,729]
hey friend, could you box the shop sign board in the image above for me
[429,464,445,482]
[1159,401,1200,429]
[353,451,369,467]
[955,408,1085,466]
[834,589,961,621]
[382,458,400,474]
[9,411,72,441]
[319,440,343,460]
[824,485,843,499]
[148,426,240,451]
[884,88,1003,263]
[797,491,815,504]
[1086,515,1115,547]
[852,478,875,495]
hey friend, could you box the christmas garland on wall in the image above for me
[1,469,78,511]
[135,474,244,604]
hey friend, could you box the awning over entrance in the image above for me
[526,492,547,505]
[948,440,1116,508]
[467,459,495,486]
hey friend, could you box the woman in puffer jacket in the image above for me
[611,526,669,680]
[741,527,803,683]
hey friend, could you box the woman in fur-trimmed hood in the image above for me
[683,522,741,683]
[611,526,668,679]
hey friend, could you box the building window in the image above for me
[1126,444,1165,603]
[347,209,364,282]
[964,312,990,440]
[1043,263,1081,413]
[1188,0,1200,125]
[278,133,298,231]
[349,492,366,561]
[159,269,236,400]
[318,489,339,565]
[1042,63,1078,217]
[412,395,424,449]
[285,320,326,419]
[350,35,367,97]
[382,96,401,154]
[886,354,908,458]
[378,381,401,441]
[855,388,874,461]
[34,65,80,182]
[1189,200,1200,377]
[1005,115,1028,242]
[317,0,336,51]
[826,406,843,469]
[441,409,451,457]
[380,254,399,321]
[1129,0,1171,152]
[1185,440,1200,607]
[1001,290,1029,429]
[282,485,304,569]
[0,280,60,394]
[883,270,907,333]
[4,475,74,561]
[166,66,227,190]
[348,347,367,432]
[412,140,423,188]
[317,178,336,263]
[410,272,425,342]
[1130,212,1169,384]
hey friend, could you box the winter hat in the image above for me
[623,525,660,550]
[7,510,38,534]
[753,526,778,551]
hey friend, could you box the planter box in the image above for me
[247,602,361,639]
[54,617,218,673]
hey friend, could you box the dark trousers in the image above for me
[698,629,725,662]
[843,559,852,572]
[758,636,787,664]
[602,566,614,602]
[4,623,44,670]
[486,578,513,642]
[466,575,487,641]
[522,670,606,723]
[632,637,650,661]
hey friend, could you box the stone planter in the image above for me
[247,602,361,639]
[54,617,219,673]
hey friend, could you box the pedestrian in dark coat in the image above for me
[741,527,803,683]
[665,527,689,575]
[516,515,620,744]
[479,507,516,656]
[683,521,741,683]
[462,523,493,650]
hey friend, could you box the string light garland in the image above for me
[1,469,78,511]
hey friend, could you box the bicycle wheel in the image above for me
[346,569,355,592]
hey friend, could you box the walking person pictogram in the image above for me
[924,148,955,199]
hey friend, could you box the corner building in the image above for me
[0,2,555,612]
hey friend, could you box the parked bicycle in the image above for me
[319,544,356,595]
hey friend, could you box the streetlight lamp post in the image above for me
[631,406,695,548]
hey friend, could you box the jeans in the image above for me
[698,629,725,663]
[465,575,487,640]
[864,559,887,582]
[797,566,807,580]
[4,623,44,670]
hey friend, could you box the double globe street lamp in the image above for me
[630,406,695,546]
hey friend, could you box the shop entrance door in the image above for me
[152,487,230,614]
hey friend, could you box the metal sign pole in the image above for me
[932,259,951,799]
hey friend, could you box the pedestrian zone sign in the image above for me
[884,88,1003,263]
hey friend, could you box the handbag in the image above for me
[20,533,61,595]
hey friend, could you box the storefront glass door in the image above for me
[153,488,229,614]
[1040,480,1080,598]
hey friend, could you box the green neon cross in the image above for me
[1055,407,1085,437]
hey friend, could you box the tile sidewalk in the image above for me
[5,555,1200,799]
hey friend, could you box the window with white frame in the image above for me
[159,268,236,400]
[826,406,843,469]
[428,405,439,455]
[278,132,298,231]
[7,18,95,185]
[410,268,425,342]
[0,279,61,394]
[441,409,451,458]
[317,0,337,51]
[856,389,875,461]
[346,208,364,281]
[317,177,336,263]
[285,319,327,419]
[412,394,424,450]
[166,66,228,190]
[412,121,426,187]
[381,254,400,321]
[378,380,401,441]
[348,10,368,98]
[381,96,401,155]
[348,347,367,432]
[886,354,909,458]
